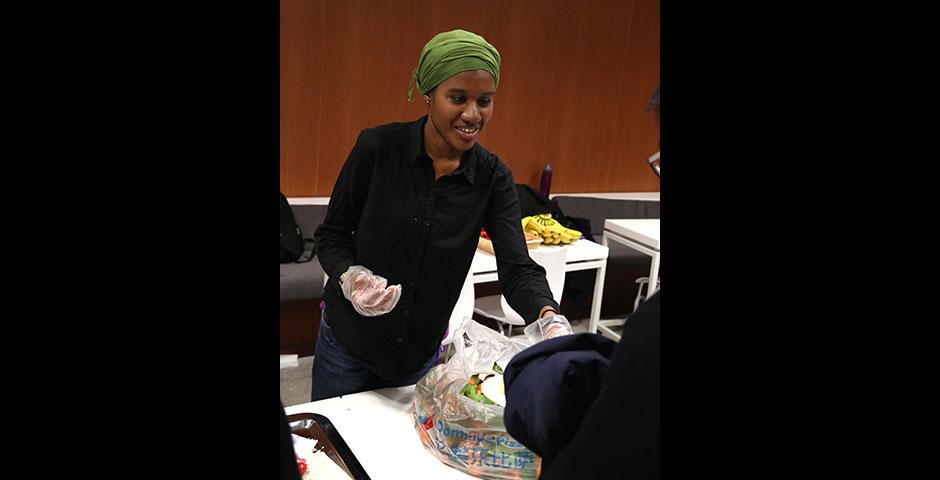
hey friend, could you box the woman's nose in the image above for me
[461,104,481,123]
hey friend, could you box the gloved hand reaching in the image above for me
[523,314,574,343]
[340,265,402,317]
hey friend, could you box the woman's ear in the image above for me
[423,95,431,105]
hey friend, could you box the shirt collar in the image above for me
[408,116,479,184]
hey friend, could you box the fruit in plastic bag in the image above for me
[412,320,542,479]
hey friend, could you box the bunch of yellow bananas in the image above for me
[522,214,582,245]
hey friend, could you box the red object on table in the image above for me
[297,456,307,475]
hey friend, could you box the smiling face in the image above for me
[423,69,496,160]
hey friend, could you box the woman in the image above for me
[312,29,564,401]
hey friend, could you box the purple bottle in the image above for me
[539,164,553,198]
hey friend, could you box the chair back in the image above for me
[500,246,568,325]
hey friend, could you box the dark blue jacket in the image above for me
[503,332,618,461]
[504,292,661,479]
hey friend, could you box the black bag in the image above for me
[280,192,315,263]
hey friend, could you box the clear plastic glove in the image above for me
[523,314,574,343]
[340,265,402,317]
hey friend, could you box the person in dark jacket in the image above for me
[503,332,619,462]
[504,291,660,479]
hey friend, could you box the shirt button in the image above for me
[396,337,403,343]
[424,219,430,226]
[412,217,418,222]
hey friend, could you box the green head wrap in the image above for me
[408,29,501,102]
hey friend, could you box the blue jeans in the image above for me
[310,308,440,402]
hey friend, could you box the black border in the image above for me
[43,4,281,477]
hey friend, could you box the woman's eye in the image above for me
[479,97,492,107]
[450,96,465,104]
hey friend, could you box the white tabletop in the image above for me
[604,219,660,250]
[550,192,660,201]
[470,238,609,276]
[285,386,477,480]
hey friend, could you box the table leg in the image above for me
[589,263,607,334]
[590,234,610,334]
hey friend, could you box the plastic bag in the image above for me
[413,318,541,479]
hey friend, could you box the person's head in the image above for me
[646,84,660,128]
[408,29,500,154]
[646,84,660,176]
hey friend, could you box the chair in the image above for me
[473,246,568,337]
[633,276,661,313]
[441,268,475,347]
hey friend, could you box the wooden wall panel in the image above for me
[280,0,659,197]
[281,0,326,197]
[312,0,503,196]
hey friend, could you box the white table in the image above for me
[285,386,477,479]
[470,239,609,333]
[600,219,660,339]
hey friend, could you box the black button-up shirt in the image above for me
[315,116,558,379]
